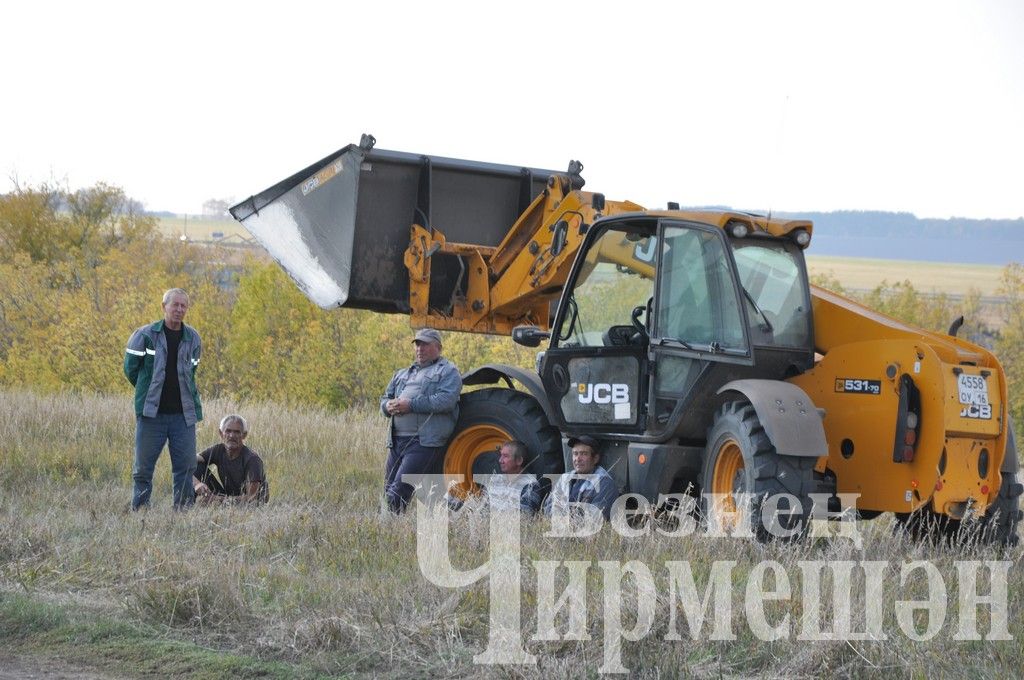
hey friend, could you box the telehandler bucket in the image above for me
[230,137,578,313]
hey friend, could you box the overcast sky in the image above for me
[2,0,1022,220]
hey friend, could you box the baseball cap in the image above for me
[567,435,600,451]
[413,328,443,344]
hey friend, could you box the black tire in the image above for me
[895,473,1022,547]
[893,509,957,544]
[897,423,1022,547]
[975,470,1023,546]
[442,388,563,494]
[701,401,818,541]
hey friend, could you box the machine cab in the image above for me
[537,214,815,441]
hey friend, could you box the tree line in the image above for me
[1,182,1022,436]
[776,209,1024,240]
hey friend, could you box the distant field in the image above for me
[159,216,1008,297]
[806,254,1004,297]
[157,216,252,244]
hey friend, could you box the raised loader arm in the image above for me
[230,135,641,335]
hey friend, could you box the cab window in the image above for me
[655,225,746,353]
[731,240,811,348]
[555,225,656,348]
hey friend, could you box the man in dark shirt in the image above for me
[194,414,268,505]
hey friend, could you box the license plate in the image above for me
[957,373,989,405]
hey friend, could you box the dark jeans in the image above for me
[132,413,196,510]
[384,436,442,514]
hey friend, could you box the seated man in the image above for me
[448,440,541,514]
[193,414,268,504]
[543,435,617,520]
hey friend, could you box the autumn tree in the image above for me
[0,182,156,266]
[202,198,233,219]
[996,263,1024,435]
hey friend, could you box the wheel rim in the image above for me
[710,439,746,529]
[445,424,509,499]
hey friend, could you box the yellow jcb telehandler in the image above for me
[231,135,1021,543]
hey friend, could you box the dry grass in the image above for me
[1,388,1022,678]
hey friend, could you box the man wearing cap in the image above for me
[543,435,618,520]
[381,328,462,513]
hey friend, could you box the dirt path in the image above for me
[0,654,121,680]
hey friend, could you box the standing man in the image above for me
[381,328,462,513]
[543,435,618,520]
[194,414,268,505]
[124,288,203,510]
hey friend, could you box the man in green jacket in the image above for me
[124,288,203,510]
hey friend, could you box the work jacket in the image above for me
[124,320,203,426]
[543,466,618,520]
[380,357,461,448]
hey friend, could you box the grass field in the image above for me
[1,389,1021,678]
[806,254,1006,297]
[157,216,253,245]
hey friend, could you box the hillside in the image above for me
[780,211,1024,265]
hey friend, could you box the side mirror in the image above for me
[512,325,551,348]
[551,220,568,257]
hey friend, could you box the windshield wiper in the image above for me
[657,337,694,350]
[740,286,773,332]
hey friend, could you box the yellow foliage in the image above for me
[997,264,1024,436]
[0,181,1019,429]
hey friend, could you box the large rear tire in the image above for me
[443,388,562,498]
[701,401,818,541]
[975,470,1023,546]
[897,423,1021,547]
[979,424,1023,546]
[897,471,1023,547]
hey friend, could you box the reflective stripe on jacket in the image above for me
[124,319,203,426]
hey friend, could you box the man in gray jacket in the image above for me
[381,328,462,513]
[124,288,203,510]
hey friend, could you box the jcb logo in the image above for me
[960,403,992,420]
[578,383,629,404]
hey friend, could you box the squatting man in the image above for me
[447,440,542,513]
[193,414,269,504]
[543,434,617,520]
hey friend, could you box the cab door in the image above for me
[539,218,659,435]
[539,217,755,437]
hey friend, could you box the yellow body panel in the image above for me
[791,286,1008,515]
